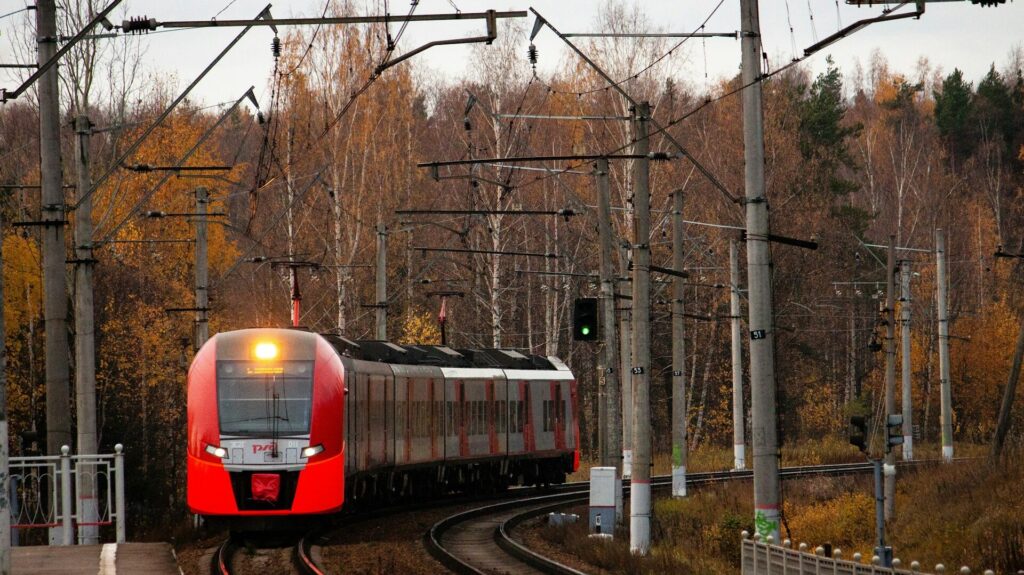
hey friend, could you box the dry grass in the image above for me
[553,440,1021,574]
[572,436,867,482]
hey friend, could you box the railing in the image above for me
[740,532,996,575]
[9,444,125,545]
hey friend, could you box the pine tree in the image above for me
[934,68,974,158]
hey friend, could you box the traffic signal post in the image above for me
[849,411,904,568]
[573,297,600,341]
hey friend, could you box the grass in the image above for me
[553,440,1021,574]
[571,435,868,482]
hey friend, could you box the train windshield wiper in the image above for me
[222,415,291,424]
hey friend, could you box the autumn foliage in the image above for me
[0,2,1022,537]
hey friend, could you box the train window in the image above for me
[516,401,524,433]
[217,360,313,436]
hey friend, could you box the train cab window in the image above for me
[217,360,313,436]
[515,401,524,433]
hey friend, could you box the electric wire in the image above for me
[0,6,28,20]
[806,0,819,43]
[509,32,841,197]
[279,0,331,78]
[212,0,241,20]
[784,0,799,61]
[531,0,727,98]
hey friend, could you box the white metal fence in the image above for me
[9,444,125,545]
[740,532,997,575]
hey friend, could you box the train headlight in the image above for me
[205,444,228,459]
[253,341,278,361]
[301,444,324,458]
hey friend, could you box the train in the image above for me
[187,327,579,522]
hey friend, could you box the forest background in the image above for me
[0,0,1022,536]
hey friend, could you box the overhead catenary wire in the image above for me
[0,6,29,20]
[530,0,727,98]
[511,1,914,199]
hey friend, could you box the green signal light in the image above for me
[581,326,590,335]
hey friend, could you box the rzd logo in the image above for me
[252,444,275,454]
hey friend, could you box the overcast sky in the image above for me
[2,1,1023,109]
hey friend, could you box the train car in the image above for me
[187,328,578,522]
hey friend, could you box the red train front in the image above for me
[187,328,346,518]
[188,327,580,525]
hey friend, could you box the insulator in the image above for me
[527,43,538,66]
[271,36,282,59]
[122,16,156,34]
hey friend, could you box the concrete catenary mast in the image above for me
[730,239,746,470]
[629,102,653,553]
[740,0,781,542]
[671,190,687,497]
[935,229,953,462]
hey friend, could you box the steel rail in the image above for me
[295,527,329,575]
[211,535,236,575]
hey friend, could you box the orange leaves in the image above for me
[398,307,441,345]
[2,232,42,334]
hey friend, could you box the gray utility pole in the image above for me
[629,101,653,554]
[730,239,746,470]
[618,243,633,480]
[935,228,953,462]
[38,0,72,455]
[883,237,897,520]
[740,0,781,542]
[195,187,210,352]
[992,314,1024,459]
[595,158,621,472]
[670,190,687,498]
[1,212,11,573]
[899,259,914,461]
[73,115,99,545]
[376,223,387,340]
[848,298,858,402]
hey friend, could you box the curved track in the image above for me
[210,529,329,575]
[212,536,236,575]
[295,528,329,575]
[428,461,922,575]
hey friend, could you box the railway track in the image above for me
[295,528,329,575]
[427,461,929,575]
[211,536,236,575]
[209,528,330,575]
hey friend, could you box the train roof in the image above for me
[320,334,563,371]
